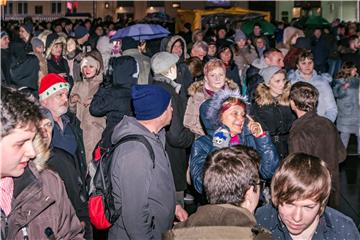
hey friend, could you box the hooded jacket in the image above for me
[122,48,151,85]
[89,55,137,148]
[1,162,84,240]
[184,79,239,137]
[70,50,106,163]
[288,69,338,122]
[190,98,280,193]
[251,83,296,159]
[108,116,176,240]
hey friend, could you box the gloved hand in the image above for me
[212,127,231,149]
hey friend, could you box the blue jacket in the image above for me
[189,100,280,193]
[255,204,360,240]
[288,70,338,122]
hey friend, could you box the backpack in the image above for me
[88,134,155,230]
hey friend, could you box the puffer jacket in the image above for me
[288,69,338,122]
[332,76,360,135]
[1,163,84,240]
[251,83,296,159]
[184,79,239,137]
[190,99,280,193]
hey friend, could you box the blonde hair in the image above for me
[32,133,50,172]
[271,153,331,214]
[203,58,226,76]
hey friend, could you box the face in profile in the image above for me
[278,198,321,236]
[0,124,36,177]
[161,101,173,126]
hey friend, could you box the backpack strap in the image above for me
[111,134,155,168]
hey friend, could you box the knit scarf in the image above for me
[154,74,182,94]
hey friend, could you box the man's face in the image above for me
[191,47,207,61]
[54,25,63,33]
[297,58,314,75]
[218,29,226,39]
[0,36,10,49]
[0,124,36,177]
[265,52,284,68]
[41,89,69,119]
[278,199,321,236]
[95,26,103,36]
[255,38,265,49]
[161,101,173,126]
[253,26,261,36]
[314,29,321,39]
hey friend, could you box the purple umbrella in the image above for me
[111,23,170,41]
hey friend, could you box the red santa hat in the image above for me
[38,73,70,101]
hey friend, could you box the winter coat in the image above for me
[1,48,13,85]
[123,48,151,85]
[233,45,258,74]
[47,56,74,87]
[251,83,296,159]
[165,35,193,99]
[246,57,268,104]
[190,99,280,193]
[70,68,106,163]
[225,63,241,88]
[89,55,137,148]
[153,75,194,191]
[288,69,338,122]
[311,35,330,73]
[283,47,302,71]
[164,204,271,240]
[0,163,84,240]
[47,147,92,239]
[108,116,176,240]
[288,111,346,208]
[333,76,360,135]
[184,79,239,137]
[340,47,360,72]
[256,204,360,240]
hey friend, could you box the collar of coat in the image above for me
[187,78,238,97]
[255,81,291,106]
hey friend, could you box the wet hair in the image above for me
[1,86,41,137]
[336,61,356,79]
[204,146,260,206]
[290,81,318,112]
[271,153,331,214]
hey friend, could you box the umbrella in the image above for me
[304,16,330,28]
[111,23,170,41]
[241,18,275,36]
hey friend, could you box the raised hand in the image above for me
[247,114,265,138]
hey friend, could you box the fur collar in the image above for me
[255,82,291,106]
[187,78,239,96]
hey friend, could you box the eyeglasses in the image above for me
[254,179,267,192]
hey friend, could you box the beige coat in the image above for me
[70,73,106,163]
[183,79,239,137]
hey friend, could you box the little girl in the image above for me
[333,62,360,154]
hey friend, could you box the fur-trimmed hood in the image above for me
[255,81,291,106]
[187,78,239,96]
[165,35,189,60]
[45,33,66,59]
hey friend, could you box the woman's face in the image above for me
[297,58,314,75]
[171,40,183,58]
[39,118,53,147]
[236,39,247,49]
[221,104,246,136]
[205,67,226,92]
[269,72,286,97]
[219,48,232,64]
[51,43,63,57]
[351,67,358,77]
[208,44,217,57]
[278,198,321,237]
[82,65,97,79]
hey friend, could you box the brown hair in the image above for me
[336,61,356,80]
[290,81,319,112]
[185,57,204,80]
[296,50,314,65]
[271,153,331,214]
[204,146,260,206]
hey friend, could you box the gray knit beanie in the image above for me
[151,52,179,74]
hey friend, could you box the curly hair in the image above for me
[1,86,42,137]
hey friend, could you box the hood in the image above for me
[288,69,332,84]
[82,49,104,74]
[45,33,66,59]
[255,81,291,106]
[166,35,189,61]
[251,57,268,69]
[96,36,112,57]
[187,78,239,96]
[111,115,165,145]
[111,55,138,87]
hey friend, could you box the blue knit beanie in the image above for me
[74,25,88,39]
[131,85,171,120]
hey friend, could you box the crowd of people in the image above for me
[1,15,360,239]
